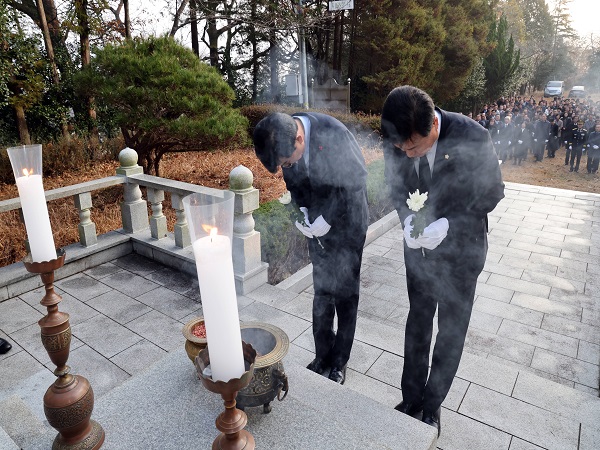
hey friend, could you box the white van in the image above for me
[544,81,564,97]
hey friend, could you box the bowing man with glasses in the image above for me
[253,112,369,385]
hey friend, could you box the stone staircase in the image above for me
[2,327,599,450]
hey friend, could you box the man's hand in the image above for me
[310,215,331,237]
[594,145,599,150]
[416,218,449,250]
[518,140,523,144]
[403,215,421,249]
[295,221,313,238]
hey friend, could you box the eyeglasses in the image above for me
[279,157,297,169]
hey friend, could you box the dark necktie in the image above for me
[419,156,431,193]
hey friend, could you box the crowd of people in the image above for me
[468,95,600,174]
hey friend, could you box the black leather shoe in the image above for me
[306,358,328,375]
[328,365,347,384]
[422,408,441,437]
[0,338,12,355]
[394,401,423,417]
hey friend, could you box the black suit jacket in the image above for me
[384,108,505,273]
[282,112,369,240]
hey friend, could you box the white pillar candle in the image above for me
[16,172,56,263]
[192,228,245,382]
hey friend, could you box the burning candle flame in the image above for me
[22,168,33,177]
[201,224,218,241]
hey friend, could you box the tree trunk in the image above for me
[268,3,279,102]
[207,22,219,67]
[190,0,199,57]
[36,0,70,140]
[75,0,99,152]
[332,14,339,78]
[169,0,189,37]
[14,104,32,145]
[124,0,131,39]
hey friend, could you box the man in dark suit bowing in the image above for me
[253,112,369,385]
[381,86,504,437]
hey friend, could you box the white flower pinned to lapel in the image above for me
[444,154,449,160]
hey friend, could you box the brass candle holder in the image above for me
[195,341,257,450]
[23,249,104,450]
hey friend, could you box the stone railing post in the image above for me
[74,192,97,246]
[147,188,167,240]
[171,193,190,248]
[116,148,149,233]
[229,165,268,294]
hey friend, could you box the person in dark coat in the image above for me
[513,121,532,165]
[547,117,560,158]
[381,86,505,437]
[497,116,514,163]
[569,120,589,172]
[532,113,551,162]
[587,123,600,174]
[253,112,369,385]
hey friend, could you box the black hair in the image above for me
[381,86,435,145]
[252,112,297,173]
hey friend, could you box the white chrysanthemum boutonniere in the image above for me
[444,154,449,159]
[406,189,429,238]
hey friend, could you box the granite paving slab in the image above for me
[459,383,579,450]
[239,301,312,342]
[474,283,515,302]
[72,315,142,358]
[0,298,44,334]
[509,437,547,450]
[465,327,535,366]
[577,340,600,364]
[0,351,47,393]
[540,314,600,345]
[62,344,131,399]
[110,339,168,376]
[474,296,543,327]
[512,371,600,425]
[511,292,582,320]
[54,273,113,302]
[86,290,152,324]
[83,262,123,280]
[497,319,579,357]
[135,286,201,320]
[486,354,576,388]
[530,347,599,388]
[111,253,163,276]
[487,274,552,298]
[455,351,518,395]
[125,310,186,352]
[437,407,512,450]
[101,270,161,298]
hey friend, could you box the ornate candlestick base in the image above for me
[24,249,105,450]
[195,342,257,450]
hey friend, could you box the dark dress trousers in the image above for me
[384,109,505,414]
[283,112,369,368]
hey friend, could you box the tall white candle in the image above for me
[192,228,245,382]
[16,172,56,263]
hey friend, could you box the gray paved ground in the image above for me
[0,181,599,449]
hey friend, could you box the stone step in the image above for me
[0,395,55,449]
[0,426,19,450]
[23,348,437,450]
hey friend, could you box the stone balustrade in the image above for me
[0,148,268,300]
